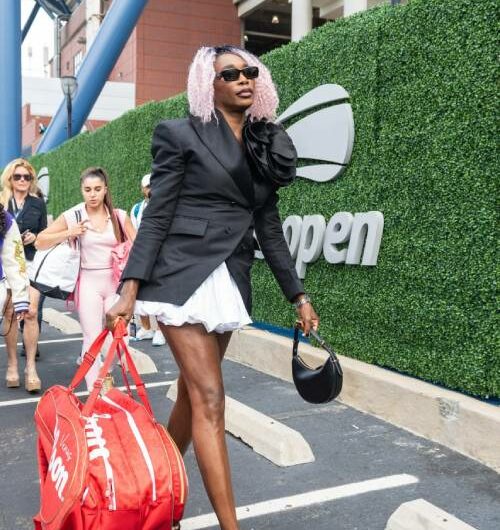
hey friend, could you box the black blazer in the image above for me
[8,195,47,261]
[121,112,304,313]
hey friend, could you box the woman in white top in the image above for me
[36,167,135,389]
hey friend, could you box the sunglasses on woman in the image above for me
[216,66,259,82]
[12,173,33,182]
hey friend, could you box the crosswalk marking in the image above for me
[0,380,176,408]
[0,336,83,348]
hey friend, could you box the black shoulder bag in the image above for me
[292,324,343,404]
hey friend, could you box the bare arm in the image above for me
[35,214,87,250]
[123,214,136,242]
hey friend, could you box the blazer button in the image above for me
[225,227,232,234]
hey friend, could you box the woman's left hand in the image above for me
[296,301,319,336]
[16,311,28,321]
[22,231,36,245]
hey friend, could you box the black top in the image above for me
[8,195,47,261]
[121,112,304,313]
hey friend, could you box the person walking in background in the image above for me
[130,173,165,346]
[0,201,31,390]
[0,159,46,392]
[130,173,151,231]
[107,45,319,529]
[36,167,136,390]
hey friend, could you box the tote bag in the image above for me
[29,211,81,300]
[33,321,188,530]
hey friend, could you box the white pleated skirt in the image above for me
[134,262,252,334]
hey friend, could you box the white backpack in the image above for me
[30,211,81,300]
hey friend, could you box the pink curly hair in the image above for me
[187,45,279,123]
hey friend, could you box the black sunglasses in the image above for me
[216,66,259,82]
[12,173,33,182]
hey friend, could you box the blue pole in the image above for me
[22,2,41,43]
[37,0,149,154]
[0,0,22,167]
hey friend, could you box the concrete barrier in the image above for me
[42,307,82,335]
[167,381,315,467]
[226,327,500,472]
[385,499,478,530]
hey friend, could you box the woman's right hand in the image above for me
[105,280,139,331]
[67,220,89,239]
[106,296,135,331]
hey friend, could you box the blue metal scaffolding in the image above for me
[37,0,149,154]
[0,0,22,168]
[0,0,149,164]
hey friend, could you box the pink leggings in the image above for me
[78,268,118,390]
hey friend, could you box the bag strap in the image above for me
[133,202,141,218]
[68,328,109,390]
[80,320,154,417]
[293,324,343,373]
[10,196,27,225]
[72,209,82,251]
[115,337,153,416]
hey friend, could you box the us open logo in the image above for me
[256,84,384,278]
[277,84,355,182]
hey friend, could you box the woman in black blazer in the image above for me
[107,45,319,529]
[1,158,47,392]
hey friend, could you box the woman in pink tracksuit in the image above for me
[36,167,135,389]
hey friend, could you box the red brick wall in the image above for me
[58,1,87,76]
[47,0,241,110]
[135,0,241,105]
[59,31,86,77]
[22,104,108,155]
[109,31,136,83]
[22,105,51,154]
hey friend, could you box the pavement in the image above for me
[0,299,499,530]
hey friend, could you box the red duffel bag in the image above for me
[33,320,188,530]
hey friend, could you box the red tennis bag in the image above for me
[33,321,188,530]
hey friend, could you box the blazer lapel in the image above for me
[189,112,255,208]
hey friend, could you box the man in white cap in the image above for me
[129,174,166,345]
[130,173,151,229]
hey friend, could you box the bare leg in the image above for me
[140,315,151,330]
[23,287,41,391]
[161,323,238,530]
[4,299,19,386]
[167,374,192,454]
[164,326,232,454]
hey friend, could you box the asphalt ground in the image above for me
[0,300,499,530]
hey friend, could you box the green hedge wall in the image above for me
[30,0,498,398]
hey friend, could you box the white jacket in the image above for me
[1,217,30,313]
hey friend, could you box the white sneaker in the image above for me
[131,328,155,341]
[152,329,166,346]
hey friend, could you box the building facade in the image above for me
[24,0,402,153]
